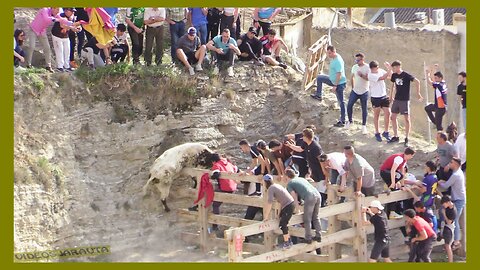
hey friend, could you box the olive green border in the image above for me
[4,1,477,269]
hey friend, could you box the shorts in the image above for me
[443,226,454,246]
[391,100,410,115]
[370,239,390,260]
[185,51,199,64]
[371,96,390,108]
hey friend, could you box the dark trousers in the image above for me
[68,30,76,61]
[169,21,186,61]
[207,20,220,41]
[127,26,144,64]
[292,158,308,178]
[212,190,233,229]
[212,49,234,67]
[220,14,236,39]
[14,46,25,67]
[238,42,260,61]
[76,29,92,57]
[256,21,271,37]
[245,206,263,220]
[381,169,408,237]
[111,44,129,63]
[347,91,369,125]
[416,236,435,262]
[145,25,164,66]
[425,104,446,131]
[279,203,294,235]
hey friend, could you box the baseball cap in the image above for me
[263,174,273,182]
[256,140,267,150]
[369,200,384,210]
[63,7,76,12]
[188,27,197,36]
[248,26,257,34]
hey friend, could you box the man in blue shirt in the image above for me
[206,28,240,77]
[188,8,208,45]
[311,45,347,127]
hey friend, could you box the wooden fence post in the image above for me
[228,228,244,262]
[197,174,209,252]
[352,195,368,262]
[326,185,341,261]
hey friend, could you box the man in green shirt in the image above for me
[125,8,145,65]
[285,169,322,244]
[311,45,347,127]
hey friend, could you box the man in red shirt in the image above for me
[210,154,238,230]
[380,147,416,222]
[404,209,436,262]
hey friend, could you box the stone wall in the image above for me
[312,27,462,139]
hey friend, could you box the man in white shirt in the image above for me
[346,53,370,134]
[454,132,466,172]
[359,61,393,142]
[319,152,347,186]
[143,8,166,66]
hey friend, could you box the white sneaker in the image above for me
[227,66,234,77]
[362,125,368,134]
[212,66,219,75]
[389,212,403,220]
[195,64,203,71]
[345,121,351,128]
[188,66,195,76]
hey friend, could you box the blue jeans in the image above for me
[194,23,208,45]
[315,75,346,122]
[462,108,466,131]
[347,91,369,125]
[169,21,186,61]
[453,200,465,241]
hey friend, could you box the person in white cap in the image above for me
[362,200,392,263]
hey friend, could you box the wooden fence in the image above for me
[177,168,442,262]
[302,35,329,91]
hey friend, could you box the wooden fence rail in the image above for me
[178,167,420,262]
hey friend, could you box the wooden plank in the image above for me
[182,168,276,184]
[365,190,414,206]
[365,218,405,234]
[243,228,357,262]
[180,232,264,254]
[225,201,355,240]
[292,253,330,262]
[332,255,359,262]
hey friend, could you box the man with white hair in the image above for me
[362,200,392,263]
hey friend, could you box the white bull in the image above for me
[142,142,213,212]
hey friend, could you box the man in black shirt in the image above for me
[389,60,423,147]
[363,200,392,263]
[441,195,457,262]
[457,72,466,131]
[237,27,264,66]
[287,128,326,206]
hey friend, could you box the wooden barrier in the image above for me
[302,35,329,91]
[177,167,427,262]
